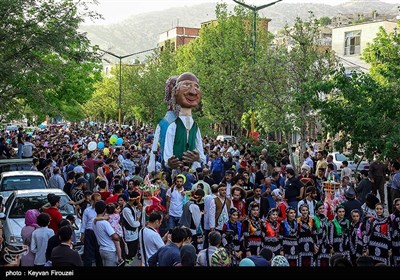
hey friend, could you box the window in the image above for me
[344,30,361,55]
[1,176,47,191]
[9,195,74,218]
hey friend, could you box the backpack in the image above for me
[210,247,231,267]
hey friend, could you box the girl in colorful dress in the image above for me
[348,209,364,266]
[328,204,350,261]
[280,206,299,266]
[390,198,400,266]
[365,202,391,265]
[222,208,243,266]
[262,208,281,256]
[297,204,316,266]
[313,201,330,267]
[241,201,263,256]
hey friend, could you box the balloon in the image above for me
[111,134,118,139]
[88,141,97,151]
[103,148,110,156]
[109,135,117,144]
[116,138,123,145]
[97,142,104,149]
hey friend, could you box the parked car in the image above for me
[0,171,48,205]
[0,158,33,174]
[0,189,82,254]
[328,152,369,174]
[216,135,237,143]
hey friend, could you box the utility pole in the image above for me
[233,0,283,137]
[99,47,158,129]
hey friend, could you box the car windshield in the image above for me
[1,176,47,191]
[335,153,349,161]
[8,195,74,218]
[0,163,33,174]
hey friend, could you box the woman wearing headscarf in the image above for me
[328,204,350,261]
[313,201,331,267]
[365,202,391,265]
[390,198,400,266]
[241,201,262,256]
[262,208,281,257]
[279,206,299,266]
[348,209,364,266]
[297,204,317,266]
[271,188,288,223]
[221,208,243,266]
[96,166,109,189]
[20,209,40,266]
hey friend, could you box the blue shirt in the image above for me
[148,243,181,267]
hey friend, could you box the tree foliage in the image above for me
[257,14,336,150]
[312,23,400,160]
[0,0,102,122]
[362,23,400,92]
[312,69,400,160]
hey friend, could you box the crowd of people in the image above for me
[0,72,399,267]
[0,120,399,268]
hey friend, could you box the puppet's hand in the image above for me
[168,156,182,169]
[182,150,200,164]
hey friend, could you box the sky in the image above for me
[88,0,400,24]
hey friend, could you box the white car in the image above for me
[216,135,237,143]
[0,189,82,254]
[0,171,48,205]
[328,152,369,174]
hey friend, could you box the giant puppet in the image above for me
[163,72,205,170]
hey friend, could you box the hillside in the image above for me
[80,0,398,61]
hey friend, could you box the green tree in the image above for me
[312,69,400,160]
[362,23,400,92]
[176,2,265,136]
[318,16,332,26]
[257,14,335,152]
[0,0,102,121]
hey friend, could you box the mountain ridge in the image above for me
[80,1,398,61]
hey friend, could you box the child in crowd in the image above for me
[95,203,125,266]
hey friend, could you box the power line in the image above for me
[334,54,369,71]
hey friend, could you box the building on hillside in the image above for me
[331,20,398,73]
[158,26,200,51]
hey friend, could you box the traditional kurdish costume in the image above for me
[365,214,391,265]
[297,211,316,267]
[390,209,400,266]
[222,210,243,266]
[329,214,350,260]
[262,209,281,256]
[241,202,263,255]
[280,210,299,267]
[314,210,331,267]
[349,210,365,266]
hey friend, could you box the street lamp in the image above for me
[100,47,158,129]
[233,0,283,137]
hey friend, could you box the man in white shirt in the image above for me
[165,175,185,230]
[139,212,165,267]
[93,200,120,266]
[22,136,35,158]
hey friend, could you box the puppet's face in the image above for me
[175,78,202,109]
